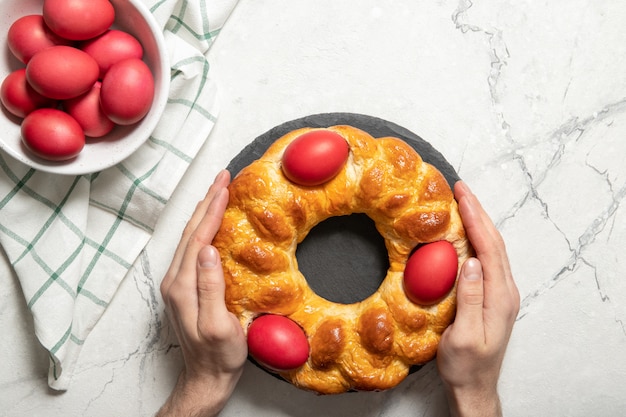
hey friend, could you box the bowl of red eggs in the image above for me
[0,0,169,175]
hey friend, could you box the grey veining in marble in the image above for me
[1,0,625,416]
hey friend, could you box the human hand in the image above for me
[437,181,520,417]
[157,170,247,417]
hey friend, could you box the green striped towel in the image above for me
[0,0,238,391]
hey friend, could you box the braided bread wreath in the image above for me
[213,113,473,394]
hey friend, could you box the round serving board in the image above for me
[225,112,460,383]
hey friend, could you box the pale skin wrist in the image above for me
[444,384,503,417]
[157,369,240,417]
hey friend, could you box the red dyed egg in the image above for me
[21,108,85,161]
[247,314,309,371]
[282,130,349,186]
[1,69,57,118]
[43,0,115,41]
[403,241,458,305]
[26,46,99,100]
[81,30,144,79]
[64,82,115,137]
[7,14,73,64]
[100,58,154,125]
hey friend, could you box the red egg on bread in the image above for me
[282,129,350,186]
[403,240,459,305]
[247,314,310,372]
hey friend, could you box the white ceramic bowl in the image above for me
[0,0,169,175]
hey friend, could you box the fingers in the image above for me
[171,169,230,271]
[161,170,230,301]
[454,181,520,329]
[437,182,519,399]
[184,170,231,245]
[177,186,229,278]
[454,181,503,262]
[196,246,234,336]
[163,187,229,332]
[452,257,486,343]
[454,182,514,291]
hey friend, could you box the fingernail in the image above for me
[199,246,218,268]
[215,169,227,182]
[463,258,482,281]
[457,180,472,195]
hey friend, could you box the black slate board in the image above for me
[227,112,459,188]
[225,112,460,383]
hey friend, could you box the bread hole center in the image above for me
[296,213,390,304]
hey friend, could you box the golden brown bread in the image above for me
[213,125,473,394]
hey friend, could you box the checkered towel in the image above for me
[0,0,238,391]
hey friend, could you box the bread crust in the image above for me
[213,125,473,394]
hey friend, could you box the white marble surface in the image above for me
[2,0,626,415]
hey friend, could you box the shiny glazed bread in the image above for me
[213,125,473,394]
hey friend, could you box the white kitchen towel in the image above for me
[0,0,239,391]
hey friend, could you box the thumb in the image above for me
[196,245,229,319]
[453,257,485,333]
